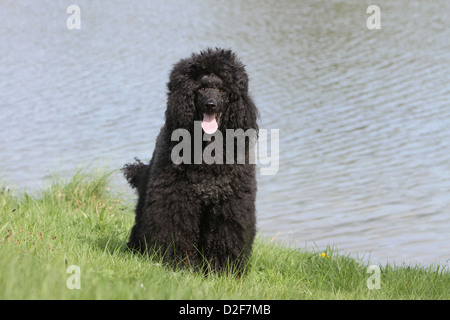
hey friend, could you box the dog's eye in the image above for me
[199,87,206,92]
[219,89,226,94]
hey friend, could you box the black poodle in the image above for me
[123,48,259,275]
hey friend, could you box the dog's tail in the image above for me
[121,158,147,189]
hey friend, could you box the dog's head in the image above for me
[164,48,258,134]
[194,73,228,134]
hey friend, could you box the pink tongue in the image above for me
[202,113,218,134]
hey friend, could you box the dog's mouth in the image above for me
[201,113,220,134]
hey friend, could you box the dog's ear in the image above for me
[225,68,259,133]
[241,93,259,133]
[165,59,197,132]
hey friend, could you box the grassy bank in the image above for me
[1,170,449,300]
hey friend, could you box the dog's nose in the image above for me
[205,101,216,109]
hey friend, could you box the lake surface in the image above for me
[1,0,449,267]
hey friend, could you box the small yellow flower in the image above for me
[320,253,330,258]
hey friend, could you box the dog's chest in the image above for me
[188,172,234,202]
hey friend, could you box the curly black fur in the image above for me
[123,48,259,275]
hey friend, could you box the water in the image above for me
[1,0,449,267]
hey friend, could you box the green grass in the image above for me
[1,169,449,299]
